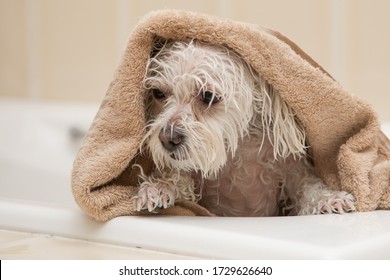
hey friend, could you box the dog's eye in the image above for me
[152,89,166,100]
[201,91,220,105]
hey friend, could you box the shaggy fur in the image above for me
[130,40,356,216]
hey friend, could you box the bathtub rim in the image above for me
[2,198,390,259]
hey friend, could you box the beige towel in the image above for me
[71,9,390,221]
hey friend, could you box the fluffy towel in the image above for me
[71,9,390,221]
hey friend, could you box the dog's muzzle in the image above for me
[159,127,184,152]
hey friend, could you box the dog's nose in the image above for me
[159,128,184,151]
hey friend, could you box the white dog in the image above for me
[131,39,356,216]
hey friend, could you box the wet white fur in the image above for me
[131,40,355,216]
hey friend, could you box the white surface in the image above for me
[0,98,96,206]
[1,97,390,259]
[2,198,390,259]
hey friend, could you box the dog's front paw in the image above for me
[319,191,356,214]
[131,182,175,212]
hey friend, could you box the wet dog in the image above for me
[131,40,355,216]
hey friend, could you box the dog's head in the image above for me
[141,40,306,177]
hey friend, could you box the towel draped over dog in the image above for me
[71,10,390,221]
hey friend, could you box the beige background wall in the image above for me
[1,0,390,121]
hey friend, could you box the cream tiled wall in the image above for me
[1,0,390,121]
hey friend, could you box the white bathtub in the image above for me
[1,97,390,259]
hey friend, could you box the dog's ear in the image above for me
[261,84,307,159]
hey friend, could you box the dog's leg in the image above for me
[295,178,356,215]
[280,159,356,215]
[131,168,199,212]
